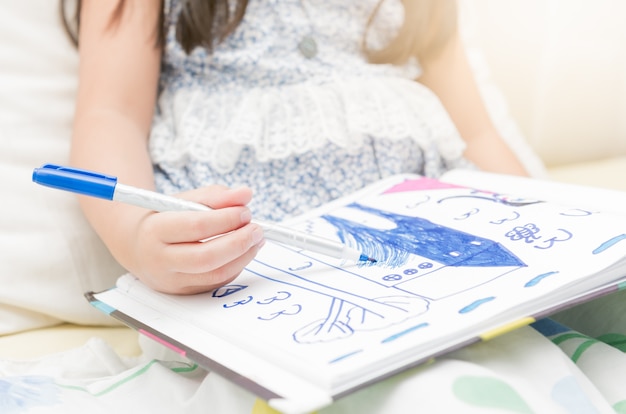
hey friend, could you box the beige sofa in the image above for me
[1,0,625,360]
[465,0,626,191]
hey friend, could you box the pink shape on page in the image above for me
[383,178,465,194]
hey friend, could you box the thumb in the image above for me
[174,185,253,209]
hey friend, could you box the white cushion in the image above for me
[0,1,125,334]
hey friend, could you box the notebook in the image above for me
[87,169,626,414]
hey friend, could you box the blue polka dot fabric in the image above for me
[151,0,472,221]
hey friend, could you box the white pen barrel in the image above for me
[258,221,360,261]
[114,184,210,212]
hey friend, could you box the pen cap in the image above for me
[32,163,117,200]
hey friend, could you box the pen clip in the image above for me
[32,163,118,200]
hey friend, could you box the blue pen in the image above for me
[32,164,376,263]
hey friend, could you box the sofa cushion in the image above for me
[464,0,626,168]
[548,156,626,192]
[0,1,125,334]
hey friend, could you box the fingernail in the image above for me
[240,209,252,223]
[230,185,251,193]
[251,227,264,246]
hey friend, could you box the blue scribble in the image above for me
[559,208,594,217]
[0,376,61,413]
[212,284,247,298]
[525,271,559,287]
[288,261,313,271]
[490,211,521,225]
[437,193,543,207]
[533,228,573,250]
[223,295,253,308]
[506,223,540,243]
[593,234,626,254]
[329,349,364,364]
[293,297,354,344]
[381,323,429,343]
[459,297,495,313]
[322,203,525,269]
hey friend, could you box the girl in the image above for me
[64,0,527,295]
[53,2,623,414]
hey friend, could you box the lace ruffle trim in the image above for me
[149,77,466,173]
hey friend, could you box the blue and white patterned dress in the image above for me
[150,0,471,222]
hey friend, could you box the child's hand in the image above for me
[121,185,264,295]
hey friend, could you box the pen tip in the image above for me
[359,254,377,263]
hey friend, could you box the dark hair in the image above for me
[176,0,248,53]
[60,0,457,61]
[60,0,246,53]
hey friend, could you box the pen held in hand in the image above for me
[32,164,377,263]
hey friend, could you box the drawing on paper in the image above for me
[211,175,603,362]
[214,178,555,347]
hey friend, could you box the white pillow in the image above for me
[0,1,125,334]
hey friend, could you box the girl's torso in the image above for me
[152,0,469,221]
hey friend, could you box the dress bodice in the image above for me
[151,0,469,221]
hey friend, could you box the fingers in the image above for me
[153,207,253,244]
[168,241,265,295]
[143,232,265,295]
[128,185,265,295]
[136,216,265,295]
[175,185,253,209]
[151,185,254,243]
[162,222,264,275]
